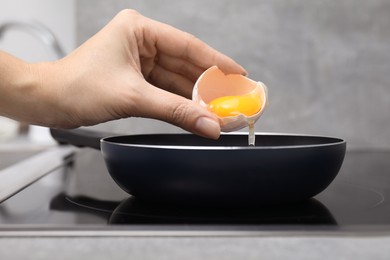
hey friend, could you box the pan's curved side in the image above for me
[101,137,346,206]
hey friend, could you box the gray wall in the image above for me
[76,0,390,150]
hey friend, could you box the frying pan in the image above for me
[50,128,346,206]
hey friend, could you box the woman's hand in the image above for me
[1,10,247,139]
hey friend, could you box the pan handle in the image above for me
[50,128,114,150]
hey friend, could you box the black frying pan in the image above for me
[50,128,346,206]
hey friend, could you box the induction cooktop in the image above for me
[1,148,390,236]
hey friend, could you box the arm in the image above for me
[0,51,42,124]
[0,10,247,139]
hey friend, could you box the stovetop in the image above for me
[1,147,390,236]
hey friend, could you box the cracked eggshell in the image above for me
[192,66,268,132]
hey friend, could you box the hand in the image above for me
[3,10,247,139]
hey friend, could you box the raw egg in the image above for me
[192,66,268,139]
[207,90,263,118]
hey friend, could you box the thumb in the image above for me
[132,83,221,139]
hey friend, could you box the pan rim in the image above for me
[100,132,346,150]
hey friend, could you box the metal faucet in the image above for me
[0,21,65,59]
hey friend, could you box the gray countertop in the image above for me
[0,235,389,259]
[0,136,54,170]
[0,150,41,170]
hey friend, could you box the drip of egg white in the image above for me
[248,120,255,146]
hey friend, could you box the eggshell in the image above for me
[192,66,268,132]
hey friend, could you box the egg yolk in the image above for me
[207,93,262,117]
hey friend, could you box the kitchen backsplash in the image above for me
[76,0,390,150]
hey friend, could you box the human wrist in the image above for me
[0,50,61,127]
[0,52,37,121]
[26,61,71,127]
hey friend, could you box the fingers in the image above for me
[133,81,220,139]
[157,53,204,82]
[147,64,194,98]
[143,17,248,75]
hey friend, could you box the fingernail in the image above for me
[195,117,220,139]
[237,64,248,76]
[241,67,249,77]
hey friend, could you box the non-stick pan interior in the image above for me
[103,133,345,148]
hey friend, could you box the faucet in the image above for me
[0,21,65,59]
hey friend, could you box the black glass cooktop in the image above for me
[1,149,390,234]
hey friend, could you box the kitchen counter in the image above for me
[0,150,41,170]
[0,134,54,170]
[0,235,389,259]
